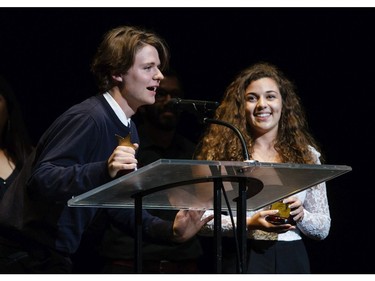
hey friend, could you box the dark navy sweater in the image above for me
[0,95,173,254]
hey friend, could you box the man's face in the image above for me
[142,75,183,131]
[122,44,164,110]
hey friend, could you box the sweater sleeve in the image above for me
[27,111,113,202]
[107,208,174,243]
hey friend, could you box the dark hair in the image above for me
[91,25,170,93]
[195,62,322,164]
[0,75,33,169]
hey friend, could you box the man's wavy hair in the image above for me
[91,25,170,93]
[195,62,322,164]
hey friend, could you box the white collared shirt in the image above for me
[103,92,131,127]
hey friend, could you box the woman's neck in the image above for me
[251,136,280,163]
[0,148,15,179]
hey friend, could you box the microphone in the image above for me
[169,98,219,114]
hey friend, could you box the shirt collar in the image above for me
[103,92,131,127]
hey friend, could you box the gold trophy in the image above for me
[265,200,295,225]
[115,133,137,149]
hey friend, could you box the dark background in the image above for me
[0,7,373,273]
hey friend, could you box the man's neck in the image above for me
[108,88,136,118]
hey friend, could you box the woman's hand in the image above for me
[284,196,304,223]
[247,209,296,233]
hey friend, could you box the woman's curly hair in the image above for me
[195,62,322,164]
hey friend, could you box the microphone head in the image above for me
[169,98,182,105]
[169,98,219,112]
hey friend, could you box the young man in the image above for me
[98,71,203,273]
[0,25,212,273]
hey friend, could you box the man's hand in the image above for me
[172,209,214,243]
[107,143,139,178]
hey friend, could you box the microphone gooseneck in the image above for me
[170,98,251,161]
[203,118,251,162]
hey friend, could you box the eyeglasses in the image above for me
[155,89,183,102]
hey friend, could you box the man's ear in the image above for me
[112,74,123,82]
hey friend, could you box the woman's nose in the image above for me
[257,96,267,108]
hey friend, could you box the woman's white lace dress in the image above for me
[199,146,330,241]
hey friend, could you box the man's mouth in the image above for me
[147,86,157,91]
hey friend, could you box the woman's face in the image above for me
[0,94,9,134]
[244,77,282,137]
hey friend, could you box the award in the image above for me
[265,201,295,225]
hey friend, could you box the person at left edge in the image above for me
[0,75,34,200]
[0,25,213,273]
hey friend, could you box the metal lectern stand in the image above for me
[68,159,352,273]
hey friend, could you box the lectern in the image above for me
[68,159,352,273]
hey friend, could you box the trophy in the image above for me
[265,201,295,225]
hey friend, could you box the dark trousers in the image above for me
[102,259,200,274]
[221,239,310,273]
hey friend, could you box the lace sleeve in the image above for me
[199,185,331,240]
[199,146,331,241]
[298,181,331,240]
[297,147,331,240]
[198,210,238,236]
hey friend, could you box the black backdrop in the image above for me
[0,7,373,273]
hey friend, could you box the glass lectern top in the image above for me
[68,159,351,211]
